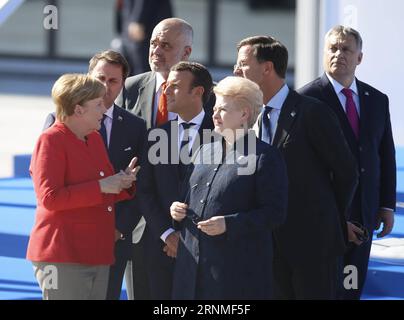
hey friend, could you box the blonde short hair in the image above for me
[52,73,105,122]
[214,76,263,128]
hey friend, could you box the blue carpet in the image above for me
[1,147,404,300]
[0,178,128,300]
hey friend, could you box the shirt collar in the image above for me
[104,104,114,119]
[177,109,206,127]
[326,72,359,96]
[155,72,166,93]
[265,84,289,110]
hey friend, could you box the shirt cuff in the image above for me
[160,228,175,243]
[380,207,394,212]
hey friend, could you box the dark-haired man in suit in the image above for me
[115,17,215,299]
[42,50,147,300]
[234,35,358,299]
[136,61,214,299]
[299,25,396,300]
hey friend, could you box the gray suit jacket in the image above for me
[116,71,215,129]
[116,71,157,129]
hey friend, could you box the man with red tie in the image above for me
[299,25,396,300]
[116,18,214,299]
[117,18,193,129]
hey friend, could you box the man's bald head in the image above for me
[149,18,194,78]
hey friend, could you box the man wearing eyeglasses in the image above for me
[134,61,214,299]
[234,35,358,299]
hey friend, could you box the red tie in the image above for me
[156,82,168,126]
[341,88,360,140]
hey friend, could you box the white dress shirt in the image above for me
[326,72,360,116]
[264,83,289,144]
[102,104,114,147]
[160,109,206,243]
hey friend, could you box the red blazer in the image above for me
[27,122,134,265]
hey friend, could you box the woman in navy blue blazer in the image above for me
[170,76,288,299]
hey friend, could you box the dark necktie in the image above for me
[341,88,360,140]
[99,114,108,149]
[179,122,195,181]
[261,106,273,144]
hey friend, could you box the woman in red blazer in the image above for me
[27,74,139,300]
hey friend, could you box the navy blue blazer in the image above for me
[137,113,214,241]
[172,132,288,300]
[299,74,396,232]
[42,106,147,256]
[257,90,358,265]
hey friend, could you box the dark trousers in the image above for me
[338,239,373,300]
[338,192,372,300]
[125,233,151,300]
[106,240,129,300]
[273,251,338,300]
[143,229,175,300]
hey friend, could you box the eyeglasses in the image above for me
[186,210,202,225]
[351,221,370,243]
[182,183,201,225]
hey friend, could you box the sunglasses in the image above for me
[182,183,202,225]
[351,221,370,243]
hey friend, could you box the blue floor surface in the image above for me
[1,147,403,300]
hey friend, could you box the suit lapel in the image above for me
[137,73,156,128]
[320,74,359,153]
[356,79,370,146]
[193,112,214,150]
[272,91,299,148]
[253,111,263,139]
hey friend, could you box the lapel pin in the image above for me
[118,116,123,121]
[364,91,369,96]
[290,111,296,117]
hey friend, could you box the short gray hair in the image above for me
[325,25,363,50]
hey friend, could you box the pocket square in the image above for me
[124,147,132,151]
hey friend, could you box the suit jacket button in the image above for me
[206,182,210,187]
[100,171,105,177]
[107,206,113,212]
[200,200,204,204]
[214,167,218,172]
[361,168,365,173]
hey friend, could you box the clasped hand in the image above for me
[99,157,140,194]
[170,201,226,236]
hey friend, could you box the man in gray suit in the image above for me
[116,17,193,128]
[115,17,209,299]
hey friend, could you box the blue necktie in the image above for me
[99,114,108,149]
[180,122,195,154]
[179,122,195,181]
[261,106,273,144]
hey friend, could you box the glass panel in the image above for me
[0,0,47,55]
[216,0,295,68]
[56,0,115,58]
[172,0,208,64]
